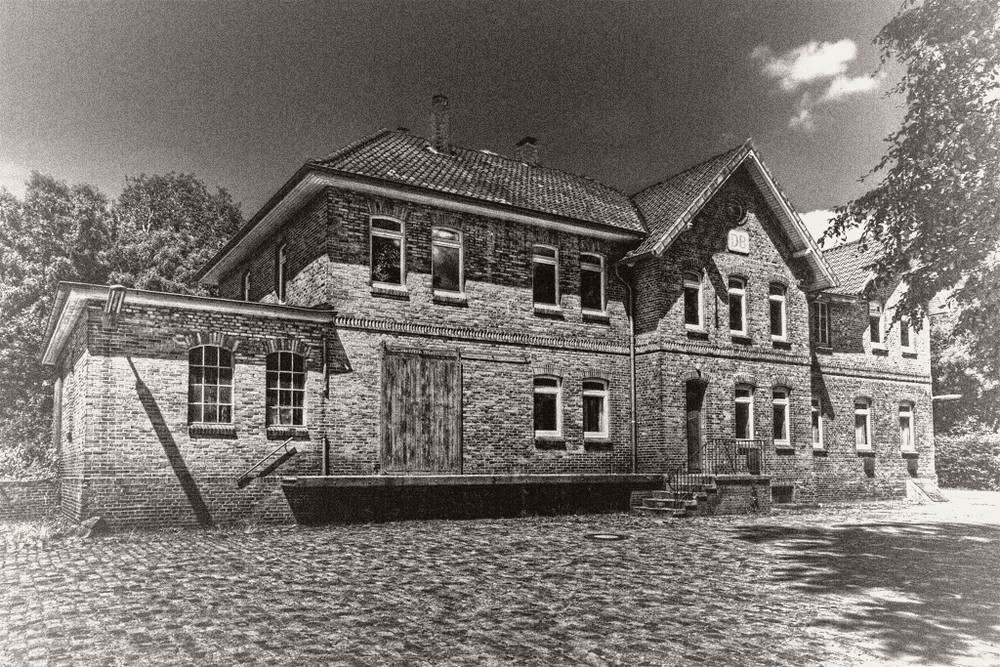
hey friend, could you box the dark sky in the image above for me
[0,1,904,237]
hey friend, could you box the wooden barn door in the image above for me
[381,349,462,474]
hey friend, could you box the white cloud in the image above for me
[753,40,857,91]
[753,39,883,132]
[800,209,863,245]
[0,162,29,199]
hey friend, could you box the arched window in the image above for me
[188,346,233,424]
[735,384,754,440]
[769,284,787,340]
[371,217,405,286]
[582,379,609,439]
[266,352,306,427]
[683,272,703,329]
[533,376,562,437]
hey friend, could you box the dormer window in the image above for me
[532,245,559,307]
[580,253,605,313]
[684,272,703,330]
[371,217,405,287]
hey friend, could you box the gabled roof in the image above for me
[627,140,837,290]
[310,129,646,233]
[821,239,884,296]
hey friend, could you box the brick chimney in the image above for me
[516,136,539,165]
[430,95,450,153]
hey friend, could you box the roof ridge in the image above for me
[631,141,750,199]
[309,128,397,165]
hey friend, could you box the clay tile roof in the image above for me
[821,239,884,295]
[628,143,750,257]
[310,129,646,234]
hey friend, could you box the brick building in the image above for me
[40,97,935,527]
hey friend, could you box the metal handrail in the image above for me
[666,438,768,503]
[235,437,296,488]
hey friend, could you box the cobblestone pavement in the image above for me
[2,490,999,666]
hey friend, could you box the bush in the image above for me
[935,432,1000,490]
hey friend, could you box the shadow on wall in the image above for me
[127,357,214,527]
[733,521,1000,665]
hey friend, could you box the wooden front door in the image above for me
[685,380,705,472]
[381,350,462,474]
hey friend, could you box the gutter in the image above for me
[615,263,638,474]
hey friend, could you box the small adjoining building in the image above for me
[40,97,936,527]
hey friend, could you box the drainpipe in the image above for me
[615,263,638,474]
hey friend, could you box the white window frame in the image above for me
[811,300,830,346]
[683,271,704,330]
[431,227,464,296]
[735,384,754,440]
[854,399,873,450]
[582,379,609,439]
[533,376,563,438]
[899,316,914,352]
[265,351,307,428]
[370,216,406,288]
[769,284,787,341]
[869,302,886,350]
[729,277,748,336]
[579,253,606,314]
[243,270,251,302]
[276,243,287,303]
[187,345,234,425]
[772,387,790,447]
[899,402,916,452]
[532,244,560,309]
[811,395,824,450]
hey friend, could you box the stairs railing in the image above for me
[666,438,768,502]
[236,437,297,488]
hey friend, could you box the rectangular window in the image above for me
[532,245,559,307]
[772,388,789,446]
[899,403,915,451]
[580,253,605,312]
[769,284,786,340]
[533,376,562,437]
[243,270,251,302]
[684,272,703,329]
[582,380,608,438]
[869,302,885,347]
[432,228,463,294]
[729,278,747,335]
[810,301,830,345]
[275,244,287,303]
[811,396,824,449]
[735,384,754,440]
[266,352,306,427]
[371,218,404,286]
[900,317,913,351]
[188,346,233,424]
[854,399,872,449]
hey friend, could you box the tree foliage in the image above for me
[827,0,1000,379]
[0,172,243,476]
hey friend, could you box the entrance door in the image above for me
[686,380,706,472]
[381,350,462,473]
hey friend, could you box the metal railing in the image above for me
[236,437,297,488]
[666,438,768,500]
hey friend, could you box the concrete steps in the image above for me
[633,480,719,518]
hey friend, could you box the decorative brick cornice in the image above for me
[334,316,629,355]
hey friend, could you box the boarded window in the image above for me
[188,346,233,424]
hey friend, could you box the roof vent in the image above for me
[515,136,539,165]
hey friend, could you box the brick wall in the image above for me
[0,479,59,521]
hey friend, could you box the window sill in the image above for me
[771,340,792,351]
[583,438,613,451]
[901,449,919,458]
[902,351,918,359]
[432,291,468,307]
[371,284,410,300]
[266,426,310,440]
[856,448,875,457]
[811,447,828,456]
[534,436,566,450]
[731,334,752,345]
[813,343,833,354]
[870,344,888,356]
[582,310,610,324]
[189,423,237,438]
[533,304,564,320]
[686,328,709,341]
[774,441,795,454]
